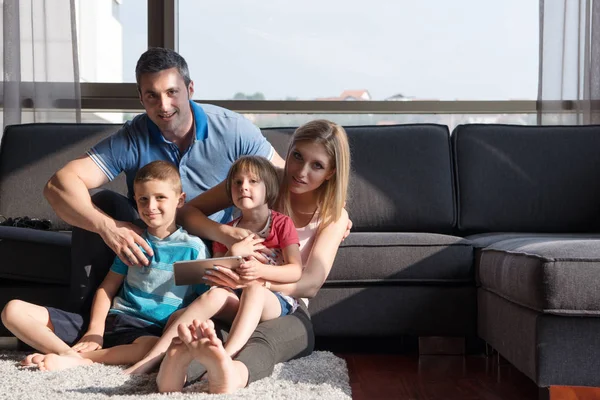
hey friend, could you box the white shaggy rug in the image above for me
[0,351,351,400]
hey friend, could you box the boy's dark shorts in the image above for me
[46,307,163,348]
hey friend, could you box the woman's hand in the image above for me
[204,266,245,289]
[230,234,266,258]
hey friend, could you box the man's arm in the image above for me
[270,149,286,169]
[179,149,285,247]
[44,155,153,266]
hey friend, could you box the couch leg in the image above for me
[484,342,495,357]
[418,336,465,355]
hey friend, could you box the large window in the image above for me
[178,0,538,102]
[76,0,147,83]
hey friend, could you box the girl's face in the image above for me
[286,140,335,195]
[231,171,268,210]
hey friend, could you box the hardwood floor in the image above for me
[339,353,540,400]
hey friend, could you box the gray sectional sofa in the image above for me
[1,121,600,389]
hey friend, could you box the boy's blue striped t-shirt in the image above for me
[109,227,210,327]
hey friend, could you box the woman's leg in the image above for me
[234,302,314,384]
[124,287,239,374]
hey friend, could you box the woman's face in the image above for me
[286,140,335,195]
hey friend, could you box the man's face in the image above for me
[138,68,195,137]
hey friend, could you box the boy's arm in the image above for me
[72,270,124,353]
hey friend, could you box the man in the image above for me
[44,47,285,316]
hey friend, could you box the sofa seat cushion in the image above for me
[327,232,473,284]
[0,227,71,285]
[478,235,600,315]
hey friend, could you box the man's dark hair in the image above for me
[135,47,191,92]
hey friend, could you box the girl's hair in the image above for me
[226,156,280,208]
[278,119,351,231]
[134,160,182,194]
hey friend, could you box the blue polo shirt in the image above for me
[87,101,274,223]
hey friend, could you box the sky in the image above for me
[121,0,539,101]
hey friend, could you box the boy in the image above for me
[1,160,210,371]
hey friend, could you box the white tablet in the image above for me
[173,256,243,285]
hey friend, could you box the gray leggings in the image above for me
[70,189,315,382]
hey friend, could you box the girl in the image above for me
[201,155,303,358]
[156,119,351,394]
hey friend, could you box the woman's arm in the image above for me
[270,209,349,298]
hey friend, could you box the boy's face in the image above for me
[134,179,185,230]
[231,171,267,211]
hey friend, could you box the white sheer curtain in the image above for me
[1,0,81,131]
[538,0,600,124]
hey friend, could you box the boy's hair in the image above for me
[226,156,279,208]
[278,119,351,231]
[135,47,191,92]
[134,160,182,194]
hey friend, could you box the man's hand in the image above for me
[230,234,266,258]
[219,225,256,249]
[99,220,153,267]
[72,332,103,353]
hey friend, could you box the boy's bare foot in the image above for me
[178,319,246,394]
[36,353,92,371]
[21,353,44,366]
[156,337,194,393]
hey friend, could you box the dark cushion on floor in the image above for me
[0,227,71,285]
[478,235,600,315]
[263,124,456,233]
[453,124,600,233]
[329,232,473,283]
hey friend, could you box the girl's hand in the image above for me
[230,234,266,258]
[237,257,264,281]
[203,266,245,289]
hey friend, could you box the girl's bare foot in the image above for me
[178,319,247,394]
[36,353,92,371]
[21,353,44,366]
[156,336,194,393]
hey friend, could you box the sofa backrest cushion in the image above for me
[263,124,456,232]
[453,124,600,233]
[0,123,126,230]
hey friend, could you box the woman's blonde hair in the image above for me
[278,119,350,231]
